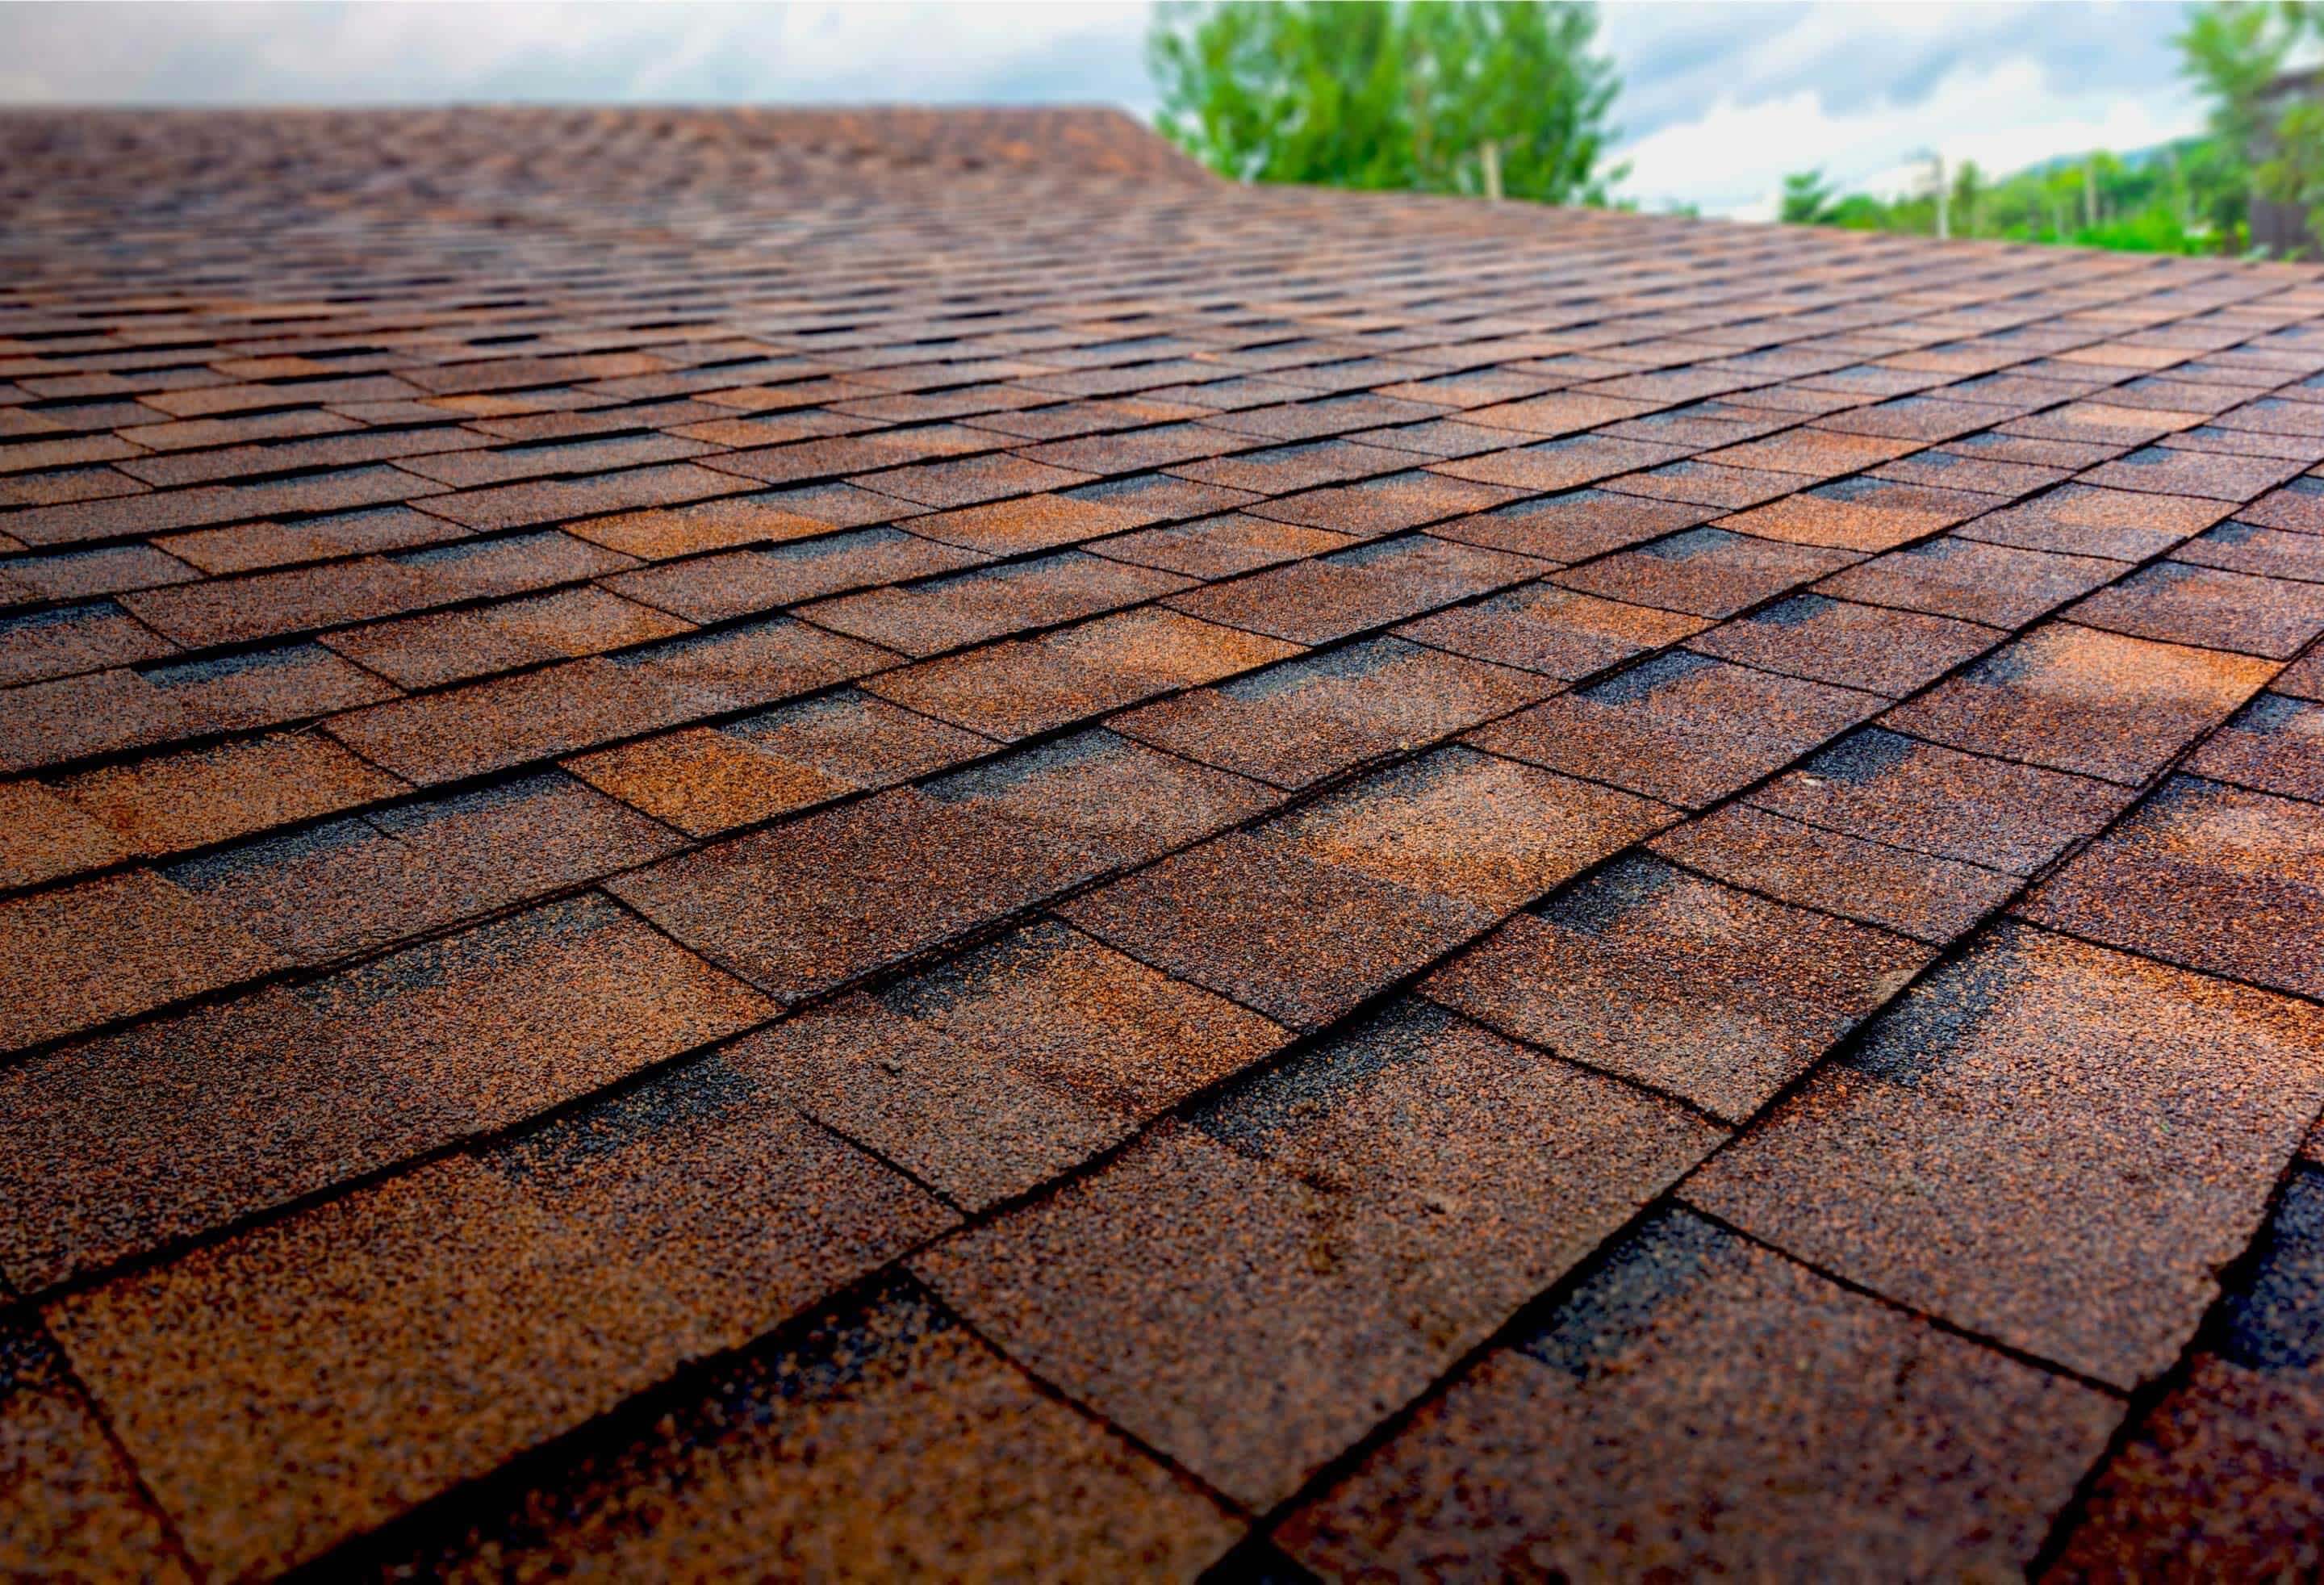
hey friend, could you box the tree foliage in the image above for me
[1147,1,1624,204]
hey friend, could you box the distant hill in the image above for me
[2007,136,2205,181]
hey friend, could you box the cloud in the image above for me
[1600,3,2205,218]
[0,2,1157,110]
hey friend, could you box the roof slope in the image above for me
[5,107,2324,1580]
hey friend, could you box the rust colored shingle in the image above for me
[1687,592,1998,697]
[0,869,284,1052]
[2019,775,2324,997]
[359,1282,1239,1580]
[1277,1210,2117,1580]
[918,1007,1720,1508]
[1473,651,1882,809]
[1883,622,2277,784]
[1690,923,2324,1388]
[0,1321,188,1582]
[0,893,773,1289]
[1428,856,1929,1120]
[1116,636,1552,790]
[52,1062,949,1577]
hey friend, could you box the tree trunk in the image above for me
[1480,140,1503,202]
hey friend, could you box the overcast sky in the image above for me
[0,2,2209,220]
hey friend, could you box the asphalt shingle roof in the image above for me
[5,105,2324,1580]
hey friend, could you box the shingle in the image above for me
[865,606,1298,740]
[316,583,692,689]
[1954,482,2230,560]
[1687,592,1997,697]
[1472,651,1881,809]
[0,600,176,686]
[0,777,126,889]
[1089,510,1352,577]
[2068,561,2324,659]
[1058,830,1486,1031]
[1262,746,1674,912]
[1649,801,2018,944]
[2079,444,2305,501]
[603,528,988,623]
[801,550,1188,656]
[2019,775,2324,997]
[1430,435,1689,492]
[0,667,210,774]
[356,1281,1239,1581]
[0,1320,187,1582]
[1813,534,2121,627]
[1688,923,2324,1388]
[1428,855,1929,1120]
[1241,469,1523,537]
[1,868,284,1052]
[855,451,1094,507]
[1602,458,1804,509]
[1115,636,1551,789]
[1277,1209,2118,1581]
[565,491,876,559]
[51,1060,949,1577]
[1430,487,1720,562]
[917,1007,1720,1508]
[1749,726,2135,875]
[0,893,773,1290]
[732,993,1135,1211]
[1165,533,1543,645]
[1398,583,1709,680]
[1883,622,2276,784]
[55,729,405,855]
[902,490,1147,553]
[2175,516,2324,583]
[414,462,739,530]
[163,770,683,965]
[2186,691,2324,801]
[324,618,889,784]
[1719,477,1999,553]
[1555,526,1855,618]
[610,776,1112,1004]
[2046,1168,2324,1579]
[566,687,993,836]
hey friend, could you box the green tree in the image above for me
[1950,158,1985,235]
[1147,1,1624,203]
[1779,169,1836,224]
[2175,0,2324,242]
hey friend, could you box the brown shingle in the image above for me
[1472,651,1881,809]
[360,1282,1239,1581]
[0,893,773,1289]
[1277,1209,2117,1580]
[1689,923,2324,1388]
[1687,592,1998,697]
[1428,856,1929,1120]
[2019,775,2324,997]
[0,869,284,1052]
[1883,622,2276,784]
[1116,636,1551,790]
[52,1060,949,1577]
[1749,726,2135,875]
[917,1006,1720,1507]
[0,1320,188,1582]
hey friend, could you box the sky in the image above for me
[0,2,2211,220]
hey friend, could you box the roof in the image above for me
[5,105,2324,1580]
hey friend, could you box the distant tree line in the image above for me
[1783,2,2324,256]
